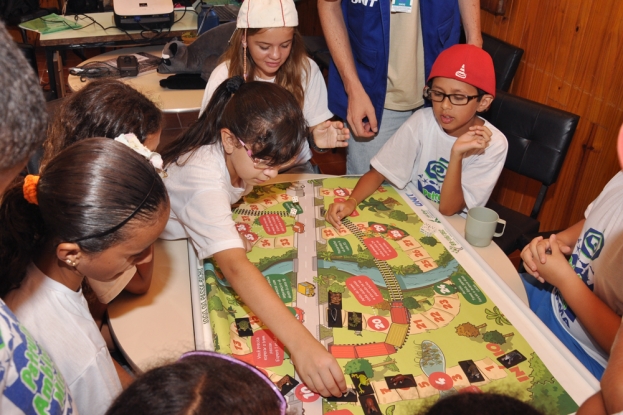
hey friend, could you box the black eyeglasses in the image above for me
[423,87,482,106]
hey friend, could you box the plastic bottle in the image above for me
[197,4,219,36]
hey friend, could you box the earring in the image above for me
[65,259,76,267]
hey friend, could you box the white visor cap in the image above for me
[237,0,298,28]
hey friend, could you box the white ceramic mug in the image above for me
[465,207,506,247]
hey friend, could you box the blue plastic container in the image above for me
[197,5,219,36]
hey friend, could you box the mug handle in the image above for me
[493,219,506,237]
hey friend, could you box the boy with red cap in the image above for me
[326,44,508,227]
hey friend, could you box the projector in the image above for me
[114,0,175,31]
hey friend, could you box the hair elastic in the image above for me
[179,350,287,415]
[23,174,40,205]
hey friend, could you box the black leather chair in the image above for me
[302,36,331,72]
[482,90,580,255]
[482,33,524,92]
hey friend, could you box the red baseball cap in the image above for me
[428,44,496,97]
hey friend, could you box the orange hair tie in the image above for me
[23,174,40,205]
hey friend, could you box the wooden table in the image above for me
[67,45,204,113]
[38,9,197,99]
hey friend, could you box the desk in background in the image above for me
[66,45,204,113]
[38,9,197,99]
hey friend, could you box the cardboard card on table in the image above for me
[497,350,527,369]
[326,388,358,402]
[350,371,374,396]
[459,360,486,383]
[274,374,299,396]
[234,317,254,337]
[327,306,343,328]
[347,312,363,331]
[327,290,343,308]
[384,374,416,389]
[359,394,383,415]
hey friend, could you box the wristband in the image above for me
[308,135,328,153]
[348,197,358,206]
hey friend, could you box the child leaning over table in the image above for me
[520,125,623,380]
[326,44,508,227]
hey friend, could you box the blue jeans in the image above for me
[346,108,415,175]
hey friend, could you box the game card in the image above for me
[359,394,382,415]
[459,360,486,383]
[350,372,374,396]
[326,388,358,403]
[275,374,299,396]
[327,306,343,328]
[497,350,527,369]
[234,318,253,337]
[348,312,363,331]
[384,374,416,389]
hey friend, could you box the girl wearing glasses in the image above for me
[160,77,347,398]
[326,44,508,227]
[199,0,349,173]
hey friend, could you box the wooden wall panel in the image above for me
[482,0,623,232]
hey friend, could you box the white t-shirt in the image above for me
[371,108,508,209]
[4,264,122,415]
[0,298,77,415]
[160,144,252,259]
[199,58,333,166]
[552,170,623,366]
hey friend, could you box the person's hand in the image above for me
[238,232,254,252]
[451,125,492,158]
[521,234,573,281]
[531,234,576,287]
[325,199,356,229]
[290,340,347,397]
[346,88,377,138]
[312,120,350,149]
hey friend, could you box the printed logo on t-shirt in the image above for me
[0,303,74,414]
[418,157,448,203]
[350,0,379,8]
[569,227,604,290]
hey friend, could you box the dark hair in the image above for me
[0,138,169,297]
[42,78,163,169]
[161,76,307,168]
[223,28,309,108]
[105,354,284,415]
[0,21,47,170]
[422,393,544,415]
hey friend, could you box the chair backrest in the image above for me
[482,33,524,92]
[482,90,579,217]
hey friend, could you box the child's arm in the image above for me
[123,244,154,295]
[534,234,620,352]
[439,125,492,215]
[311,120,350,149]
[318,0,377,137]
[213,248,347,397]
[325,168,386,228]
[521,220,584,280]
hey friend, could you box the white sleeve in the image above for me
[371,114,422,189]
[169,161,244,259]
[461,123,509,209]
[178,187,245,259]
[302,58,333,127]
[70,349,121,415]
[199,62,229,116]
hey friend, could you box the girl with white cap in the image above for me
[199,0,348,173]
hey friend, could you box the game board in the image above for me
[192,177,596,415]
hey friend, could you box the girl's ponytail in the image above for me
[161,76,245,167]
[0,182,47,296]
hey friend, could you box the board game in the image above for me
[191,176,597,415]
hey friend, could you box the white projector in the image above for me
[114,0,175,31]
